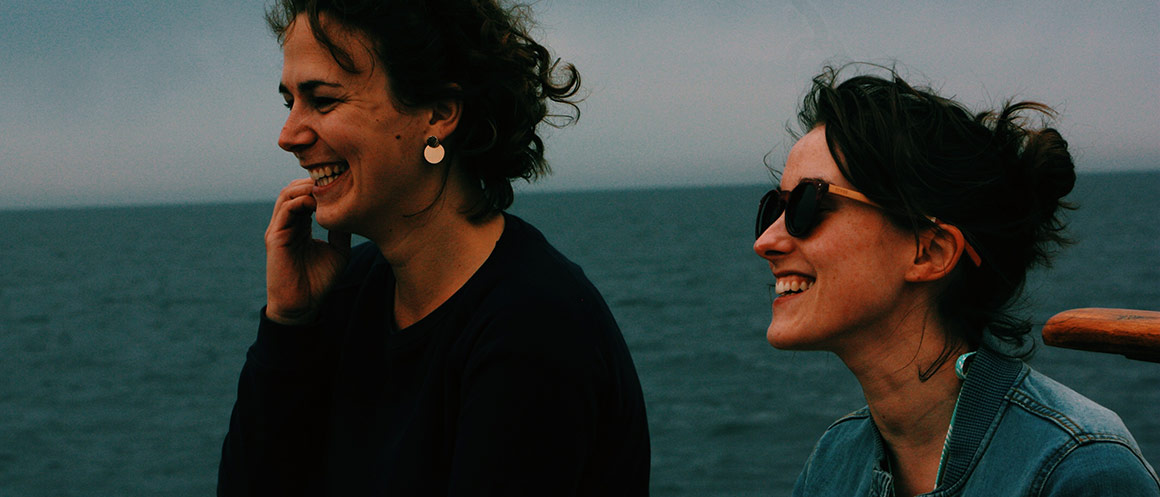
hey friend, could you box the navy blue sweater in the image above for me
[219,215,650,496]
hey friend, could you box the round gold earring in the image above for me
[423,136,445,165]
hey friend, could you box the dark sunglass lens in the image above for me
[787,182,820,236]
[756,190,784,239]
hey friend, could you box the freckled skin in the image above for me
[754,127,919,357]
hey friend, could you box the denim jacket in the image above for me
[791,348,1160,496]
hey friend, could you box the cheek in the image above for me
[835,235,913,303]
[845,218,915,268]
[312,120,353,152]
[814,226,912,304]
[321,111,401,153]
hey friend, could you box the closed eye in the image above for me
[311,96,340,111]
[280,96,341,112]
[278,80,344,112]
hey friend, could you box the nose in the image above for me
[278,105,316,154]
[753,213,793,261]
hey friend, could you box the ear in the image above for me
[424,92,461,141]
[905,223,970,283]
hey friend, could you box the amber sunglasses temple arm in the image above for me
[829,184,983,267]
[827,184,880,208]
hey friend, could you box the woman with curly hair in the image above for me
[217,1,649,494]
[754,65,1158,496]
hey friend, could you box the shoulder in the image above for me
[806,407,878,467]
[815,407,877,452]
[1002,368,1160,492]
[794,407,881,495]
[493,216,597,290]
[455,215,628,367]
[1039,441,1160,495]
[1007,367,1137,443]
[479,215,617,328]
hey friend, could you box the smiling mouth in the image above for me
[775,278,814,297]
[309,163,349,187]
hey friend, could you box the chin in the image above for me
[313,206,338,229]
[313,203,355,233]
[766,322,817,351]
[766,325,795,350]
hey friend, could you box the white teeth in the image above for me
[308,163,349,185]
[775,278,814,296]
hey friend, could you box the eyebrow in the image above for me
[278,80,344,94]
[777,176,833,191]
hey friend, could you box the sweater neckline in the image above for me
[379,213,525,339]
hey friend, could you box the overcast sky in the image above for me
[3,0,1158,209]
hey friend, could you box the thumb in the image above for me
[328,230,352,258]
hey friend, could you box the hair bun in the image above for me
[1022,127,1076,204]
[1012,125,1076,269]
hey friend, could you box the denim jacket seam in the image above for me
[1006,388,1084,437]
[1031,437,1084,496]
[826,407,871,431]
[1008,388,1137,445]
[795,357,1156,496]
[1031,435,1155,496]
[1009,388,1151,495]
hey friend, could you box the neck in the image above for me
[366,167,505,329]
[868,362,961,496]
[836,307,966,496]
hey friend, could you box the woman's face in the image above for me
[754,127,918,354]
[277,15,438,232]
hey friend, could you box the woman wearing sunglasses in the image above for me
[755,65,1159,496]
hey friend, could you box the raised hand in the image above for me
[264,178,352,325]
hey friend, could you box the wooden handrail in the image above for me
[1042,308,1160,363]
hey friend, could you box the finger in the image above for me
[328,230,352,258]
[271,179,316,220]
[273,180,316,211]
[266,192,317,245]
[271,194,316,232]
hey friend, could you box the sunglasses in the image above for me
[755,179,878,239]
[755,179,984,266]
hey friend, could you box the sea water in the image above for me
[1,171,1157,496]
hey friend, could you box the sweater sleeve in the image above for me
[445,307,615,497]
[217,310,337,497]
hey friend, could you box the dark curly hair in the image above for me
[266,0,581,220]
[793,64,1076,375]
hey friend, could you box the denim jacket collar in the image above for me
[861,348,1025,496]
[933,348,1024,493]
